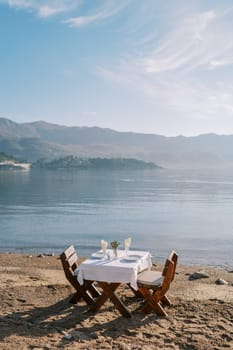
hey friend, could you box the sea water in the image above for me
[0,168,232,267]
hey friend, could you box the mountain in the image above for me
[1,117,233,168]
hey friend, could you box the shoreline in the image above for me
[0,252,233,349]
[1,247,233,271]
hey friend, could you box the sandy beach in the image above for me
[0,253,233,350]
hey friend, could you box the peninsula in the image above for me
[32,156,160,170]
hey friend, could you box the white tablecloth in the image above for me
[76,250,152,290]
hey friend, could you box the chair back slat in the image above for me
[67,253,78,270]
[62,244,78,271]
[169,250,178,281]
[163,250,178,282]
[64,244,76,259]
[160,258,174,295]
[60,245,79,288]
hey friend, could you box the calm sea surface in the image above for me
[0,168,233,267]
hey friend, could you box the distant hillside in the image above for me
[1,117,233,168]
[32,156,159,170]
[0,151,25,163]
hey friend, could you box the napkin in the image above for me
[124,237,131,250]
[101,239,108,255]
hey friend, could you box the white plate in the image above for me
[123,255,141,262]
[91,252,104,259]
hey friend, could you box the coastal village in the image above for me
[0,160,30,170]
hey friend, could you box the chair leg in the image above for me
[76,283,95,305]
[161,295,171,306]
[152,291,172,306]
[87,283,101,298]
[142,301,167,316]
[69,291,82,304]
[139,287,168,316]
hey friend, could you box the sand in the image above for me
[0,253,233,350]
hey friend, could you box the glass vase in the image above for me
[113,248,118,258]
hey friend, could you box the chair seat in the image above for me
[137,270,163,288]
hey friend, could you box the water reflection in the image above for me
[0,168,233,267]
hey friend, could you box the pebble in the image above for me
[72,330,92,341]
[27,322,34,327]
[47,285,57,291]
[61,331,73,340]
[189,271,209,280]
[17,298,26,303]
[215,278,228,285]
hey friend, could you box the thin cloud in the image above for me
[98,4,233,125]
[64,0,130,28]
[141,8,233,74]
[141,11,218,74]
[38,5,66,18]
[209,58,233,68]
[7,0,30,9]
[99,61,233,125]
[2,0,130,22]
[2,0,79,18]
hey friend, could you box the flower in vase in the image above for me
[111,240,120,249]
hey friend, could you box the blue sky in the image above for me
[1,0,233,136]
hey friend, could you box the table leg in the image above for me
[91,282,131,318]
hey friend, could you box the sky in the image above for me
[1,0,233,136]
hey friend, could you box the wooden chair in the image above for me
[137,252,177,316]
[60,245,100,305]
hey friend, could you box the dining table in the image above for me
[76,249,152,317]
